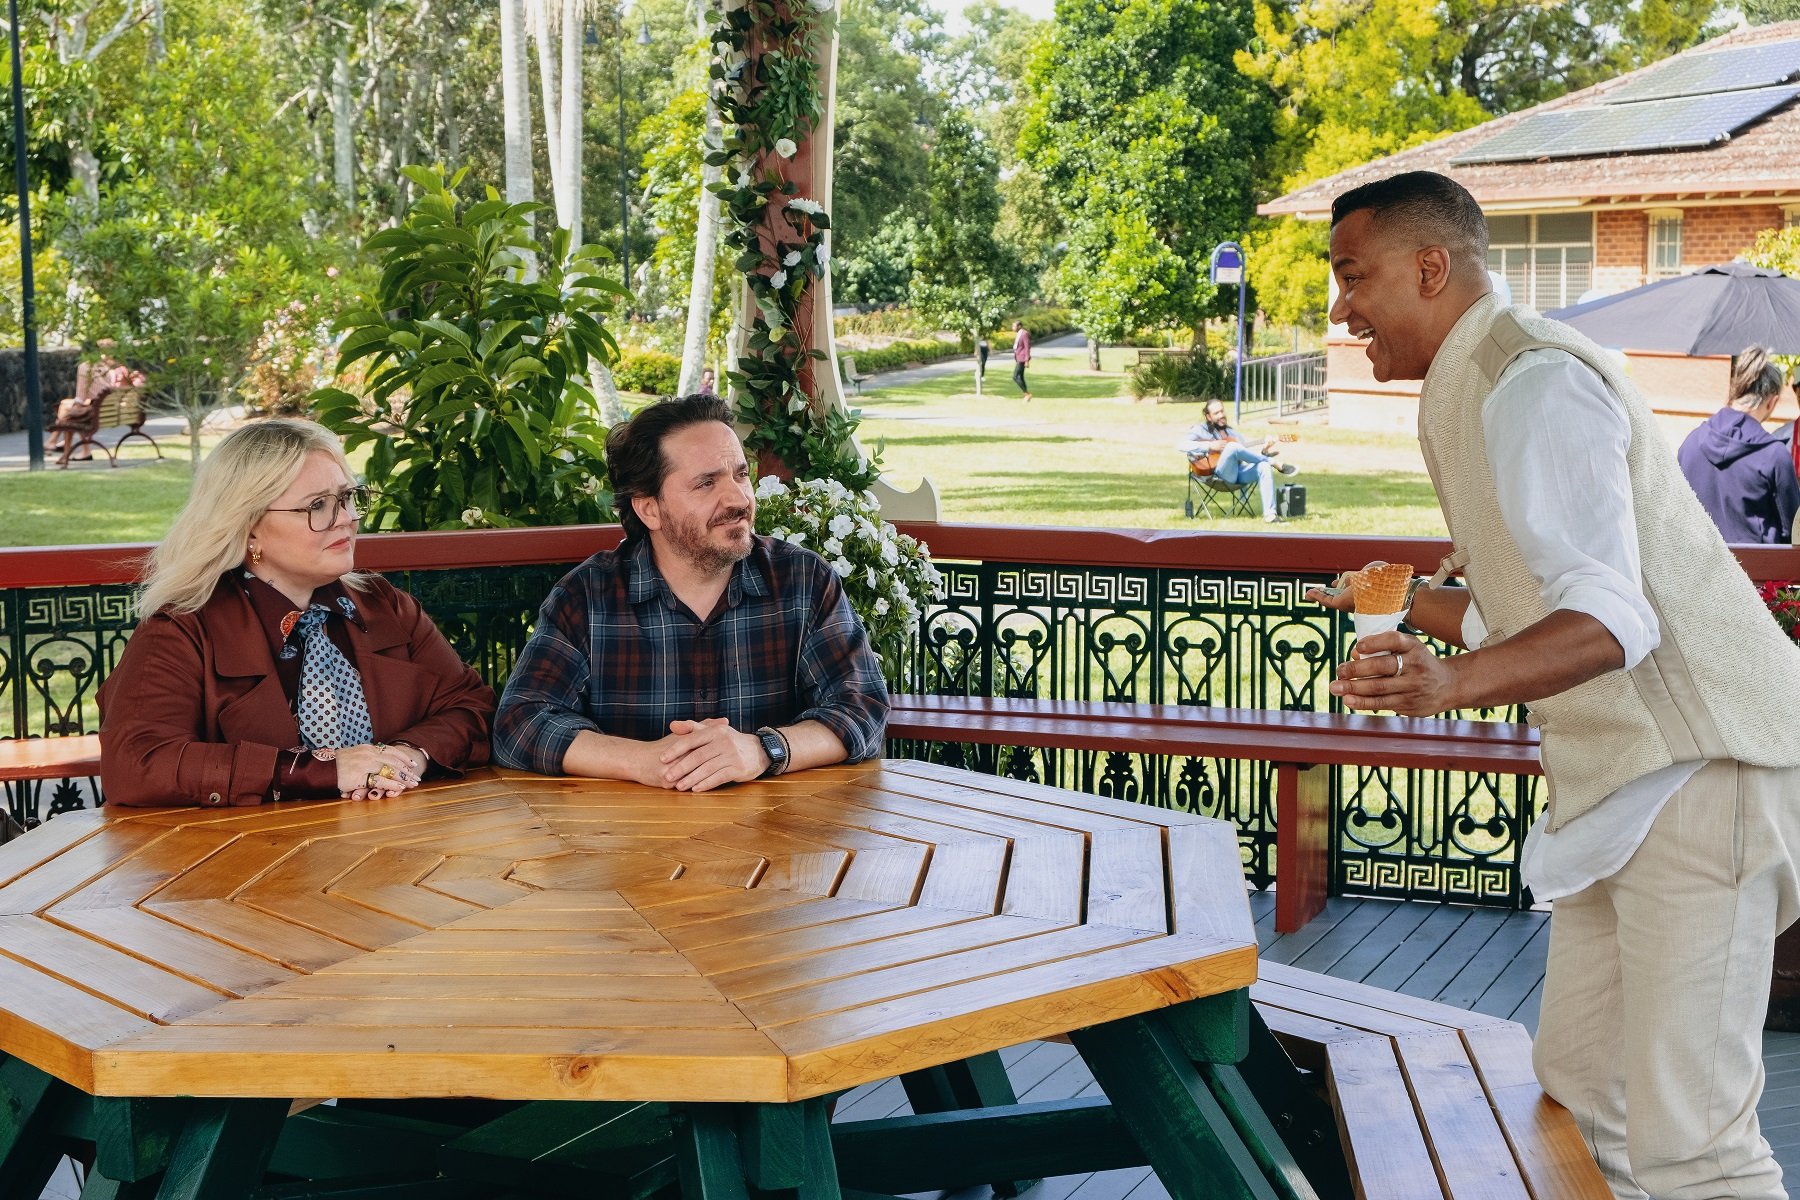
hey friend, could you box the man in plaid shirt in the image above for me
[493,395,889,791]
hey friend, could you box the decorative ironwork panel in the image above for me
[890,561,1541,908]
[3,555,1541,907]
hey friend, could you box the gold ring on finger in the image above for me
[366,772,379,788]
[377,764,397,780]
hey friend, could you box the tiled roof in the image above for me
[1260,21,1800,219]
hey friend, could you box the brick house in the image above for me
[1260,20,1800,437]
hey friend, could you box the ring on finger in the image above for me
[1392,654,1405,678]
[377,764,397,780]
[365,771,379,789]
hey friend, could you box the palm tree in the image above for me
[677,1,723,397]
[499,0,535,210]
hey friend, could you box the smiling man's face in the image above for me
[1328,209,1443,383]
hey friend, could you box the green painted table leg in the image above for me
[153,1098,289,1200]
[1071,1002,1279,1200]
[677,1100,840,1200]
[676,1107,751,1200]
[898,1053,1037,1197]
[0,1054,72,1199]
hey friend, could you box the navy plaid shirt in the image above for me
[493,535,889,774]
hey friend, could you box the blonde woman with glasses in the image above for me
[99,419,496,807]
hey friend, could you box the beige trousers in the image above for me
[1534,760,1800,1200]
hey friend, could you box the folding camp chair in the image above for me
[1184,451,1257,519]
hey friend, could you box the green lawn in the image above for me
[858,349,1447,536]
[3,352,1448,548]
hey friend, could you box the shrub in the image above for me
[1001,306,1075,340]
[843,337,963,374]
[1126,352,1228,403]
[311,165,621,530]
[835,306,937,340]
[614,347,681,396]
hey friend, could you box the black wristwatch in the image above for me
[756,726,789,778]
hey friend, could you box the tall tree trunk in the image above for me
[331,43,355,206]
[146,0,164,63]
[677,7,724,397]
[559,0,583,246]
[499,0,535,208]
[528,0,565,218]
[1087,336,1100,372]
[589,361,629,427]
[971,327,983,398]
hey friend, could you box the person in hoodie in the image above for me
[1677,346,1800,544]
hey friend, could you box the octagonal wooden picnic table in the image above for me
[0,759,1286,1200]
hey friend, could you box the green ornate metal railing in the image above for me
[7,526,1796,909]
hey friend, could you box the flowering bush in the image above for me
[1759,580,1800,642]
[755,474,944,665]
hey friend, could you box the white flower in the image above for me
[832,556,853,577]
[881,540,899,566]
[815,243,830,266]
[824,537,844,557]
[770,269,788,288]
[756,474,788,498]
[866,565,881,590]
[783,250,803,267]
[774,137,798,158]
[770,527,792,542]
[786,530,807,546]
[874,597,890,616]
[786,198,824,216]
[461,507,483,526]
[855,517,877,540]
[807,0,834,10]
[829,513,854,538]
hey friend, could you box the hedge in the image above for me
[614,347,681,396]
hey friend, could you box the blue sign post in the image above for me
[1210,241,1246,423]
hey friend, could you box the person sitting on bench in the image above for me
[47,349,143,467]
[1180,399,1299,523]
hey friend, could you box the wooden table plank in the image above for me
[679,906,978,976]
[323,847,488,927]
[0,823,175,915]
[0,914,229,1021]
[143,898,365,973]
[417,854,537,908]
[1395,1032,1531,1200]
[50,905,299,997]
[1322,1036,1446,1200]
[1086,826,1169,933]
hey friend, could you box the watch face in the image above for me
[760,731,786,766]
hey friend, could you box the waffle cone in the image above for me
[1350,561,1414,615]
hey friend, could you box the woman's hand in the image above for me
[334,743,424,800]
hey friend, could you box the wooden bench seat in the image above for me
[887,694,1543,932]
[1249,960,1608,1200]
[0,734,101,782]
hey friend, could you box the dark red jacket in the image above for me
[99,575,494,807]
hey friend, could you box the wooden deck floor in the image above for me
[38,891,1800,1198]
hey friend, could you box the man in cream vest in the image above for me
[1313,170,1800,1200]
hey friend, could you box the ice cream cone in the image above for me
[1351,562,1414,615]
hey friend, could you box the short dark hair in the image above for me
[605,393,736,540]
[1331,171,1489,265]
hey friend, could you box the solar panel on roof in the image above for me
[1449,84,1800,166]
[1604,39,1800,104]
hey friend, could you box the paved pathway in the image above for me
[0,411,230,472]
[849,330,1092,395]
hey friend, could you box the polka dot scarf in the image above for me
[292,604,373,750]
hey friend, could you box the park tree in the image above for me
[66,28,337,462]
[1018,0,1274,363]
[1743,0,1800,21]
[831,0,946,303]
[909,110,1024,398]
[1239,0,1486,330]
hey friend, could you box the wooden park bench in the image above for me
[54,387,165,468]
[1135,346,1194,367]
[887,694,1543,933]
[841,354,872,394]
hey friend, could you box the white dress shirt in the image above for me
[1460,348,1702,902]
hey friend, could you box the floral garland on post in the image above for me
[707,0,877,489]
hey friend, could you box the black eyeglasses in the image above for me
[267,486,374,532]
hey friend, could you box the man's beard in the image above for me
[664,506,754,574]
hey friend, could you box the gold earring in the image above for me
[250,545,263,565]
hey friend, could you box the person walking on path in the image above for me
[1677,346,1800,544]
[1313,170,1800,1200]
[1010,320,1032,402]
